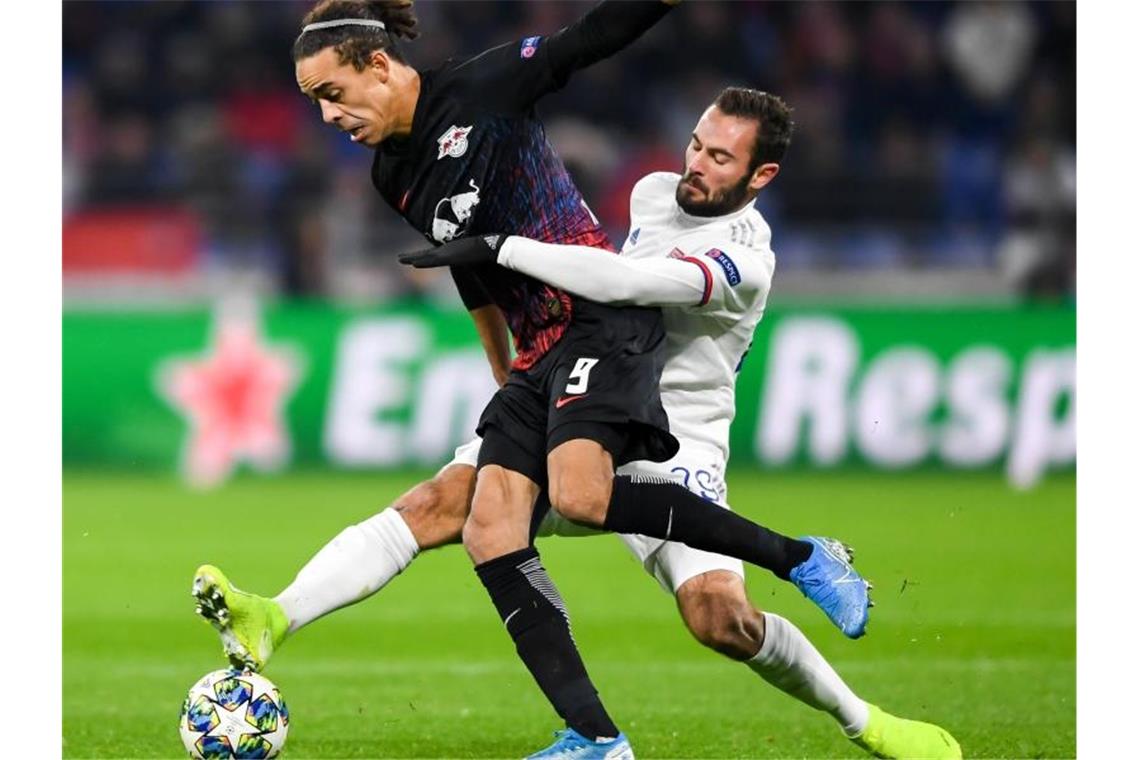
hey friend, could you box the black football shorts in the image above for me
[476,302,679,487]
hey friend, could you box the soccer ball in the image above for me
[178,668,289,759]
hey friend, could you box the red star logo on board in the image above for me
[157,306,303,488]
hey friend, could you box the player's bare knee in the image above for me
[547,442,614,526]
[548,481,609,525]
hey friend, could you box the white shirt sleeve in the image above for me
[675,242,774,323]
[497,236,704,306]
[496,235,772,319]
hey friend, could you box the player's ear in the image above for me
[368,49,391,82]
[749,163,779,193]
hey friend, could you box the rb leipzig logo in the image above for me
[436,125,473,160]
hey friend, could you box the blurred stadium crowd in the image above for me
[62,0,1075,303]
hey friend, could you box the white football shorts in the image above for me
[446,437,744,593]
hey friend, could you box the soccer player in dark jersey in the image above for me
[193,2,869,757]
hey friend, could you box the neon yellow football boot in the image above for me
[851,704,962,759]
[191,564,290,672]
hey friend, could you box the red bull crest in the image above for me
[436,125,473,160]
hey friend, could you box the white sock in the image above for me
[747,612,870,737]
[274,508,419,633]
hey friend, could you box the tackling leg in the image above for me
[192,461,476,671]
[674,571,960,758]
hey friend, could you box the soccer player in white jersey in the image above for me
[195,88,959,758]
[399,87,960,759]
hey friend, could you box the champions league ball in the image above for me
[179,669,289,759]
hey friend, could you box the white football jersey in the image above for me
[619,172,776,463]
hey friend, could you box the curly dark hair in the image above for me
[713,87,795,169]
[292,0,419,69]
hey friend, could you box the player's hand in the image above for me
[398,234,508,268]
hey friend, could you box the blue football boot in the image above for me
[789,536,873,639]
[526,728,634,760]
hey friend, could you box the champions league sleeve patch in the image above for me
[704,248,741,287]
[520,36,542,59]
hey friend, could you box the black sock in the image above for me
[475,547,619,741]
[601,475,812,579]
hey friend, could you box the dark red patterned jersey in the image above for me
[370,3,674,368]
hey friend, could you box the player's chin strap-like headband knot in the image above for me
[301,18,387,34]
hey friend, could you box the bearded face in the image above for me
[675,168,755,217]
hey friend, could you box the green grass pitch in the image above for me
[63,469,1075,758]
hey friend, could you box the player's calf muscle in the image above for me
[392,464,475,550]
[676,571,765,660]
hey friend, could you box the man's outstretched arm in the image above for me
[401,233,759,312]
[469,304,512,387]
[543,0,680,85]
[450,266,511,385]
[496,236,710,308]
[472,0,680,111]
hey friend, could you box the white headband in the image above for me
[301,19,387,34]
